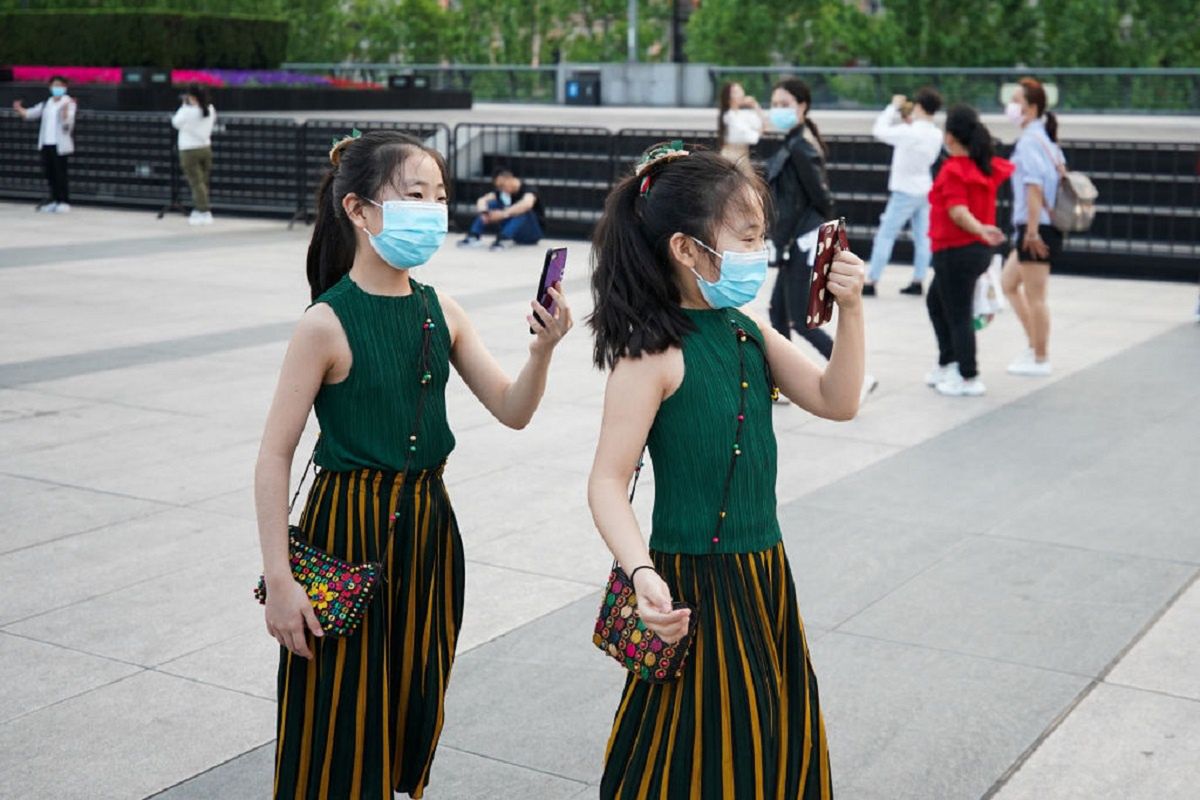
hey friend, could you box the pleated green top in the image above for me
[647,308,781,555]
[312,275,455,472]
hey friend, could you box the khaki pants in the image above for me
[180,146,213,212]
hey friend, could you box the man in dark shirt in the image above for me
[458,168,545,251]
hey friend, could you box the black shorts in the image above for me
[1012,223,1063,265]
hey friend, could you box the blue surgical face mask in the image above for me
[50,86,67,98]
[689,238,769,309]
[365,199,447,269]
[768,106,799,131]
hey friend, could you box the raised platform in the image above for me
[0,82,472,113]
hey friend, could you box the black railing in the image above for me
[2,111,1196,279]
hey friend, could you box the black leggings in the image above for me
[768,242,834,360]
[927,243,990,379]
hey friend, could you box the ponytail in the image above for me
[945,104,994,176]
[1045,110,1058,143]
[306,172,356,302]
[589,148,768,370]
[302,129,449,302]
[804,117,828,160]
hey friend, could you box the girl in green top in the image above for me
[254,130,571,799]
[588,145,865,798]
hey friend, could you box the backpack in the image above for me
[1037,137,1098,233]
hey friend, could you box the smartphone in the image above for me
[806,218,846,329]
[531,246,567,333]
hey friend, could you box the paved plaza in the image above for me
[1,200,1198,799]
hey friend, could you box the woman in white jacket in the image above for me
[171,84,217,225]
[12,75,77,213]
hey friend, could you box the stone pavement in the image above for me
[0,201,1197,800]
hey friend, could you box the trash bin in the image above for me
[565,71,601,106]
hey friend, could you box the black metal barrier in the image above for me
[0,111,451,229]
[2,111,1195,280]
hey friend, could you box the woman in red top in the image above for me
[925,105,1014,396]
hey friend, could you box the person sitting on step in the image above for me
[458,167,545,251]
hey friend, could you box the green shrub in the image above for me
[0,10,288,68]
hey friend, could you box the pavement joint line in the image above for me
[437,742,592,788]
[0,505,179,558]
[146,666,277,704]
[456,593,601,657]
[0,229,297,270]
[0,647,148,726]
[825,628,1095,682]
[0,277,581,389]
[1100,679,1200,707]
[0,385,212,419]
[464,557,602,589]
[980,566,1200,799]
[143,741,276,800]
[0,543,255,629]
[976,528,1200,568]
[0,469,185,507]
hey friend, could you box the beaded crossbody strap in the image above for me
[289,282,438,568]
[627,313,776,553]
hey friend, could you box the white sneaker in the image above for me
[1008,358,1052,377]
[1006,348,1036,374]
[925,362,959,387]
[936,373,986,397]
[860,374,879,405]
[198,211,214,225]
[457,236,485,249]
[36,202,57,213]
[52,203,70,213]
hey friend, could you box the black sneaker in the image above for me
[899,282,923,296]
[862,283,877,297]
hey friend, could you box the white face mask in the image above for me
[1005,102,1025,124]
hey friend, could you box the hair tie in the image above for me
[635,139,690,197]
[328,128,363,167]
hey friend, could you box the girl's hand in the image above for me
[632,569,692,644]
[826,250,866,312]
[265,578,324,659]
[528,283,572,356]
[1022,229,1049,260]
[980,225,1006,247]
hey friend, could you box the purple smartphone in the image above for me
[531,247,567,333]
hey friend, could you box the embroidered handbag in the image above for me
[593,318,773,683]
[254,285,435,638]
[254,530,382,637]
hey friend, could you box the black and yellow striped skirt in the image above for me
[274,466,464,800]
[601,541,832,799]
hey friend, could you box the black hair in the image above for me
[185,83,213,117]
[915,86,942,115]
[49,75,68,86]
[774,77,826,158]
[945,104,995,176]
[306,130,449,302]
[491,167,514,182]
[588,148,770,370]
[1018,76,1058,143]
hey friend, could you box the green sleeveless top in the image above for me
[312,275,455,473]
[646,308,781,555]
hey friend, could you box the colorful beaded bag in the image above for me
[255,284,437,638]
[593,316,776,682]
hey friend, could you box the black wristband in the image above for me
[628,565,656,583]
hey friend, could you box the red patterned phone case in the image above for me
[807,217,846,329]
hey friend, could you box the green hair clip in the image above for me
[328,128,363,166]
[636,139,689,195]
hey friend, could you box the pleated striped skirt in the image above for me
[601,541,832,799]
[274,466,464,800]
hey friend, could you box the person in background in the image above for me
[766,77,877,402]
[716,81,766,177]
[12,75,77,213]
[458,167,545,251]
[924,105,1014,397]
[171,83,217,226]
[864,87,944,297]
[1001,77,1064,377]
